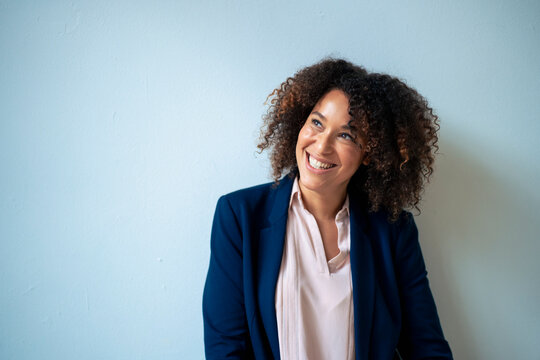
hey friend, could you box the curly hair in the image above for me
[258,58,439,221]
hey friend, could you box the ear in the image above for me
[362,156,370,166]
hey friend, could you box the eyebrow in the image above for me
[311,111,327,121]
[311,111,356,131]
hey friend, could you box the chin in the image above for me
[298,172,330,192]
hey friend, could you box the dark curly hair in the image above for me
[257,58,439,221]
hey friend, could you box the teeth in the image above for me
[309,155,333,169]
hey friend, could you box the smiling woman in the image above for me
[203,58,453,359]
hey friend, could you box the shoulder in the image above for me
[215,177,285,220]
[220,174,294,208]
[217,181,277,219]
[215,175,294,228]
[221,180,277,204]
[366,207,415,229]
[348,185,414,236]
[361,207,417,250]
[210,182,279,246]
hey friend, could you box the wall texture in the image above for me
[1,1,539,359]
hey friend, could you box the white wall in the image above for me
[1,1,539,358]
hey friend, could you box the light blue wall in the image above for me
[1,1,539,359]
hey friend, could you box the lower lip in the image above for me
[305,153,335,174]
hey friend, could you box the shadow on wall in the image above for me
[416,139,540,359]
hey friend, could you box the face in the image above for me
[295,89,368,197]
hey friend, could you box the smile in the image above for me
[307,153,336,170]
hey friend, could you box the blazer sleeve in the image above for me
[203,196,253,359]
[394,215,453,359]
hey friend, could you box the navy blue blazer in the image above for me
[203,175,452,359]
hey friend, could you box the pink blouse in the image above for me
[275,177,355,360]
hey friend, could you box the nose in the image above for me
[316,132,333,154]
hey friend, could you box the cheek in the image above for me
[343,148,364,168]
[298,125,317,142]
[296,126,310,147]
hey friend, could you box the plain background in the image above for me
[1,1,539,359]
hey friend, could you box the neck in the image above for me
[298,181,348,221]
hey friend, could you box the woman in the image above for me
[203,58,452,360]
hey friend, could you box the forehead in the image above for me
[312,89,351,119]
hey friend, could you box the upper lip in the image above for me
[307,152,337,166]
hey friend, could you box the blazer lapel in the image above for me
[256,175,293,360]
[349,196,376,360]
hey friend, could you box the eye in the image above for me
[311,119,322,127]
[339,132,355,141]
